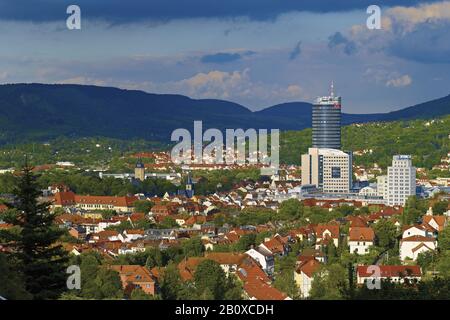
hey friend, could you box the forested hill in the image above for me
[0,83,449,144]
[0,116,448,172]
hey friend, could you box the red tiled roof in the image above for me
[0,223,13,230]
[110,265,155,283]
[262,235,285,254]
[125,229,145,235]
[75,195,137,207]
[347,216,368,228]
[54,191,76,206]
[296,259,321,278]
[411,242,433,253]
[54,192,137,207]
[237,258,287,300]
[400,235,436,242]
[314,224,339,239]
[237,258,271,284]
[349,227,375,242]
[357,265,421,278]
[91,230,119,242]
[423,215,446,230]
[178,257,205,281]
[242,277,288,300]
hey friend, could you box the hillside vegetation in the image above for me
[0,116,448,172]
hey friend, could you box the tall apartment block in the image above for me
[378,155,416,206]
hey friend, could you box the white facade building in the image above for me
[386,155,416,206]
[348,227,375,255]
[301,148,352,193]
[357,266,421,285]
[400,236,436,261]
[359,186,377,197]
[245,247,275,274]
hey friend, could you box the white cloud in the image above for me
[346,1,450,62]
[0,71,9,80]
[145,68,306,106]
[176,69,250,100]
[286,84,303,97]
[386,74,412,87]
[387,1,450,28]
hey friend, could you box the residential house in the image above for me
[297,248,326,264]
[348,227,375,255]
[237,258,290,300]
[119,229,145,243]
[294,259,321,298]
[259,234,289,257]
[150,204,177,217]
[314,224,339,249]
[245,247,275,275]
[110,265,156,296]
[422,215,447,232]
[400,236,437,261]
[204,252,247,275]
[402,225,434,239]
[356,265,421,285]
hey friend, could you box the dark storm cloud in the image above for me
[0,0,441,23]
[388,21,450,64]
[201,53,243,64]
[328,32,357,55]
[289,41,302,60]
[200,51,255,64]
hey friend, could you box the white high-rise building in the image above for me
[301,147,352,193]
[386,155,416,206]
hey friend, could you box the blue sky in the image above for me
[0,0,450,112]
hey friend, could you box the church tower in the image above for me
[185,172,194,198]
[135,159,145,181]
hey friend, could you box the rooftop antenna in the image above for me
[330,81,335,98]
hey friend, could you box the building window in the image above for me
[332,167,341,178]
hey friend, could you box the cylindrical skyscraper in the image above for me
[312,83,341,149]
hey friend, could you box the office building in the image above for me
[386,155,416,206]
[312,83,342,149]
[301,147,352,193]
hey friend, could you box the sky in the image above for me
[1,0,450,113]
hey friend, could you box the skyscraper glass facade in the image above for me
[312,95,341,149]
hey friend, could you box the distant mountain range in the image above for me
[0,83,449,144]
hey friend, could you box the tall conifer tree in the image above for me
[9,163,69,299]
